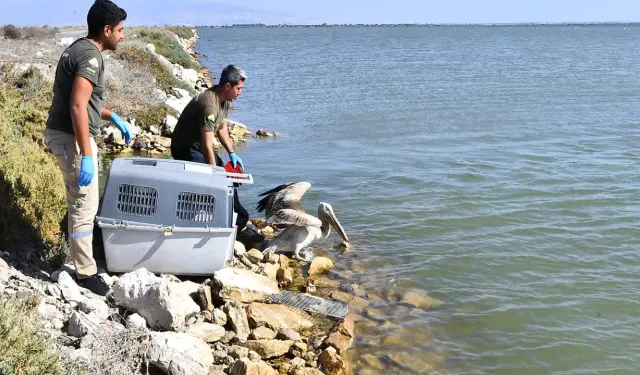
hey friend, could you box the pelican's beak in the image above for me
[325,205,349,243]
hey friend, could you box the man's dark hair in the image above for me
[87,0,127,38]
[219,65,247,87]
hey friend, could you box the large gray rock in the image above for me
[166,95,192,114]
[148,332,213,375]
[68,311,100,338]
[0,257,12,283]
[46,284,62,300]
[78,298,110,321]
[172,66,199,87]
[126,313,147,329]
[163,115,178,136]
[212,268,279,303]
[111,268,200,331]
[57,271,85,303]
[51,264,76,282]
[224,301,250,341]
[176,280,201,299]
[213,307,227,326]
[183,322,225,343]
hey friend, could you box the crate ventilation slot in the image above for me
[176,192,216,223]
[116,184,158,217]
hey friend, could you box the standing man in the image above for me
[171,65,250,232]
[44,0,131,296]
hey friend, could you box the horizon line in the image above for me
[192,21,640,28]
[43,21,640,29]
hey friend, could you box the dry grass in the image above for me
[0,295,79,375]
[0,25,59,40]
[102,54,166,121]
[1,24,21,39]
[113,41,195,94]
[69,327,151,375]
[0,36,62,81]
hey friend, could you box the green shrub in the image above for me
[137,28,200,70]
[0,67,67,258]
[0,295,78,375]
[133,104,178,131]
[114,43,195,95]
[166,26,195,40]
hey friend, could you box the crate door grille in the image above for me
[177,192,216,223]
[116,184,158,217]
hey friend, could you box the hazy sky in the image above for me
[1,0,638,26]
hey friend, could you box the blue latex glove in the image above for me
[78,156,94,187]
[229,152,245,170]
[110,113,132,144]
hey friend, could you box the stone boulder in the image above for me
[148,332,213,375]
[308,257,334,276]
[183,322,225,343]
[243,340,293,359]
[67,311,100,338]
[323,314,355,354]
[318,347,349,375]
[166,95,192,115]
[399,289,443,311]
[78,297,110,321]
[246,303,314,334]
[172,66,199,88]
[0,257,12,283]
[57,271,85,303]
[212,268,279,303]
[111,268,200,331]
[126,313,147,329]
[224,301,251,341]
[250,326,276,340]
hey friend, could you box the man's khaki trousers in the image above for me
[44,128,99,278]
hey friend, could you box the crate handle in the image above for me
[97,221,235,234]
[212,170,254,185]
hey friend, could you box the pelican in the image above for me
[256,182,349,262]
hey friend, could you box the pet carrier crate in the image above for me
[96,157,253,275]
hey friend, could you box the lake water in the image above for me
[142,25,640,374]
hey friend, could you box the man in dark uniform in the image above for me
[44,0,131,296]
[171,65,251,233]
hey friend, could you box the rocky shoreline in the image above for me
[0,218,357,375]
[99,29,274,156]
[0,27,446,374]
[0,27,354,375]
